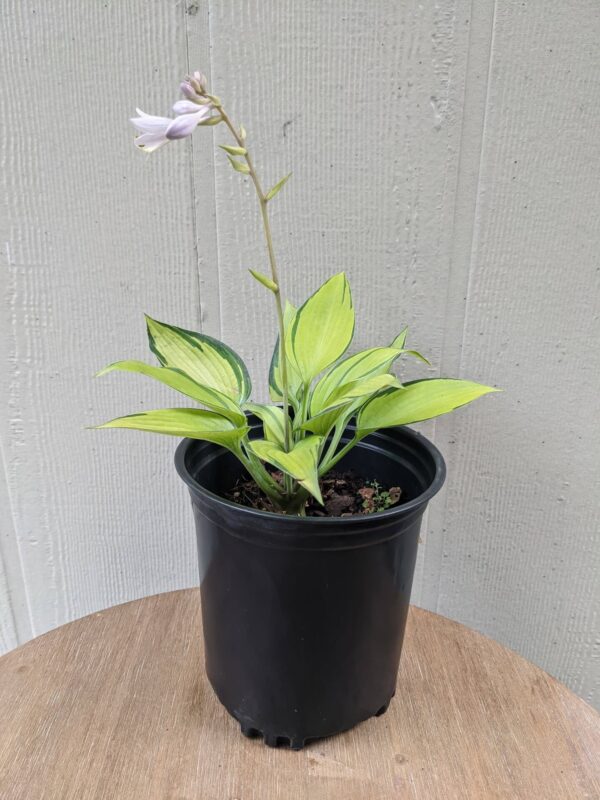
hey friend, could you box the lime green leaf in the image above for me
[288,273,355,383]
[265,173,292,201]
[249,436,324,504]
[391,327,408,349]
[248,269,278,293]
[303,396,366,439]
[300,409,333,437]
[269,301,303,407]
[239,124,247,140]
[96,360,246,425]
[320,374,399,412]
[227,154,250,174]
[310,347,401,414]
[145,316,251,403]
[245,403,287,447]
[303,375,398,437]
[384,327,430,366]
[402,349,431,366]
[219,144,247,156]
[95,408,249,448]
[357,379,500,436]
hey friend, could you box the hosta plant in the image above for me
[96,71,498,515]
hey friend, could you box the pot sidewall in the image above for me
[177,425,445,745]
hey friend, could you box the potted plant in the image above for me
[95,71,498,749]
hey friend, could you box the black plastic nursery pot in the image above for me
[175,421,445,750]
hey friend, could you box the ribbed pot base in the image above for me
[228,694,395,751]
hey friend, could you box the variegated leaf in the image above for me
[287,273,354,384]
[268,301,303,407]
[245,402,287,447]
[249,436,324,504]
[145,316,251,403]
[302,374,398,437]
[357,379,499,436]
[96,360,246,425]
[95,408,249,448]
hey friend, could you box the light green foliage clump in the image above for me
[95,72,499,515]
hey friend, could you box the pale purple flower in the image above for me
[130,108,172,152]
[131,103,213,150]
[165,105,212,139]
[180,81,198,101]
[172,99,204,116]
[131,70,214,151]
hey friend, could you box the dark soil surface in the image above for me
[225,470,406,517]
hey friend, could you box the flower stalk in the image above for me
[216,106,292,457]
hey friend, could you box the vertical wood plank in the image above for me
[419,0,497,609]
[184,1,223,339]
[207,0,470,403]
[0,243,33,652]
[0,550,17,653]
[434,0,600,706]
[0,439,32,652]
[0,1,207,637]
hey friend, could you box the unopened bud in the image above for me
[193,71,208,89]
[180,81,198,101]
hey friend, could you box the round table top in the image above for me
[0,590,598,800]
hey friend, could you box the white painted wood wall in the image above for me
[1,1,598,708]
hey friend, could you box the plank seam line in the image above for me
[206,0,224,339]
[457,0,498,376]
[0,406,35,640]
[183,0,223,338]
[183,3,204,333]
[0,543,17,648]
[428,0,498,612]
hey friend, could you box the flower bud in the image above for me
[193,71,208,89]
[189,71,208,95]
[180,81,198,102]
[173,99,203,116]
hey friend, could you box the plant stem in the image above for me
[218,107,292,464]
[318,434,360,476]
[297,382,311,437]
[322,421,345,466]
[236,443,284,503]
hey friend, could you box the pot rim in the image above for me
[175,424,446,528]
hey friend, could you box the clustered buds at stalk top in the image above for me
[179,71,209,103]
[130,71,214,151]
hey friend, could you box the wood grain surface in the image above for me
[0,589,598,800]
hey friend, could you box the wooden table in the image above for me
[0,590,598,799]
